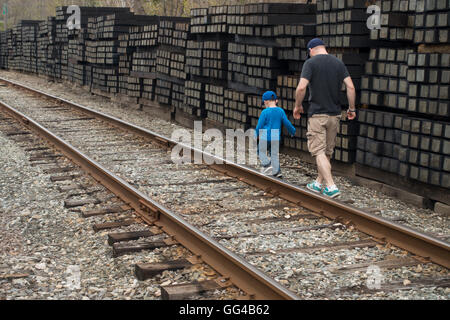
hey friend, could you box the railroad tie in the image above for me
[5,130,31,136]
[51,174,81,182]
[113,240,170,258]
[247,239,378,256]
[24,147,49,152]
[29,156,59,162]
[82,205,130,218]
[58,184,82,192]
[107,230,154,246]
[92,219,136,232]
[135,259,192,280]
[64,198,101,209]
[10,136,34,143]
[29,154,61,162]
[161,280,226,300]
[331,257,422,273]
[43,167,77,174]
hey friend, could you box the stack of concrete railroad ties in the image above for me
[359,0,450,213]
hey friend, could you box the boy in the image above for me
[255,91,296,178]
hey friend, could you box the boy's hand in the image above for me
[293,105,304,120]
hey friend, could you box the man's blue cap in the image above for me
[307,38,325,57]
[262,91,277,103]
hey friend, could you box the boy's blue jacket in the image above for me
[255,107,296,141]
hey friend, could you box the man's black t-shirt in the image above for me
[300,54,350,117]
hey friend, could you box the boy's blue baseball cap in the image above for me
[307,38,325,57]
[262,91,277,104]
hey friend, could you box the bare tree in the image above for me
[0,0,310,27]
[131,0,145,14]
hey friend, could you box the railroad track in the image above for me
[0,77,448,299]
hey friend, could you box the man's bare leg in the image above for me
[316,153,335,187]
[316,155,331,185]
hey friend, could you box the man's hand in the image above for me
[293,105,304,120]
[344,77,356,120]
[295,78,309,120]
[347,109,356,120]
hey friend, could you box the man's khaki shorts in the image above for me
[307,114,341,157]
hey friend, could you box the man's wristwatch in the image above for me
[348,108,356,112]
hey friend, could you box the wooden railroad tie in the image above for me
[82,205,130,218]
[64,198,101,209]
[92,219,136,232]
[135,259,192,280]
[5,130,31,137]
[113,239,170,257]
[43,167,77,174]
[331,257,423,273]
[50,174,81,182]
[107,230,154,246]
[161,279,231,300]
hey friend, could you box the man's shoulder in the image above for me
[327,55,346,68]
[311,54,343,65]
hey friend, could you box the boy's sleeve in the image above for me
[282,110,296,136]
[255,111,266,138]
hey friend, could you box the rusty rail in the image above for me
[0,76,449,271]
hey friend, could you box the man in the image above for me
[294,38,356,198]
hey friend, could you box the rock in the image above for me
[20,209,31,216]
[160,280,171,286]
[35,263,46,270]
[12,279,28,286]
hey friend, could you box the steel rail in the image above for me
[0,97,299,300]
[1,76,449,271]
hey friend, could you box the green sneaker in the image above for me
[307,181,322,193]
[322,186,341,198]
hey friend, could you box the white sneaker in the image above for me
[322,185,341,198]
[263,166,273,175]
[307,181,323,193]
